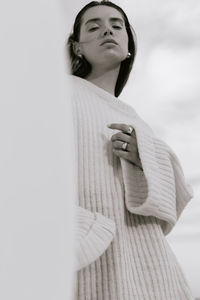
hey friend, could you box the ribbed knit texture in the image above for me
[75,207,115,271]
[70,75,194,300]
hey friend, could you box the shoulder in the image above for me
[66,74,86,87]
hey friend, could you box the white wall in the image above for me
[0,1,75,299]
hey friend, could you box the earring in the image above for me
[127,52,131,58]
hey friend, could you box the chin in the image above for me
[88,53,125,69]
[102,53,125,63]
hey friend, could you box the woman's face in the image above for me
[76,6,129,70]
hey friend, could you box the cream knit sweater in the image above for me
[70,75,194,300]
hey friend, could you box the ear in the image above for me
[73,41,81,56]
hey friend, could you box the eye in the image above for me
[112,25,122,30]
[88,27,99,32]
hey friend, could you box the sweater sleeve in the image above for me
[75,206,116,271]
[153,138,193,233]
[120,123,193,235]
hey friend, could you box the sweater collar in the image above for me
[68,75,139,116]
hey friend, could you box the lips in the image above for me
[100,39,118,46]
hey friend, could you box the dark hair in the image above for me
[66,1,137,97]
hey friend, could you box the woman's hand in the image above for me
[107,123,142,170]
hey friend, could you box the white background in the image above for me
[0,1,75,299]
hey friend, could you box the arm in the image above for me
[119,125,193,235]
[153,138,193,233]
[75,206,116,271]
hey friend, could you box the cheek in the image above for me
[119,30,129,49]
[82,41,97,55]
[120,35,129,53]
[79,26,97,43]
[79,33,99,56]
[81,44,98,64]
[124,32,129,45]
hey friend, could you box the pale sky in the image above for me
[68,0,200,297]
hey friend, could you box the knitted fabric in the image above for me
[70,75,194,300]
[75,206,115,271]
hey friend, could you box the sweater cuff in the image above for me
[75,207,116,271]
[120,134,193,235]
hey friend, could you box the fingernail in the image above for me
[107,124,111,128]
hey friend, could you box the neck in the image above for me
[86,65,120,96]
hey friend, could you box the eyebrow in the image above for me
[85,17,124,26]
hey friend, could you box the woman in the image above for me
[67,1,194,299]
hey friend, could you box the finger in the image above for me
[111,132,131,143]
[112,140,130,152]
[111,132,137,145]
[113,149,131,161]
[113,149,140,165]
[112,141,138,157]
[107,123,133,134]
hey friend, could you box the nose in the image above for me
[101,23,113,37]
[103,29,113,36]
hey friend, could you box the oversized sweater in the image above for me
[70,74,194,300]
